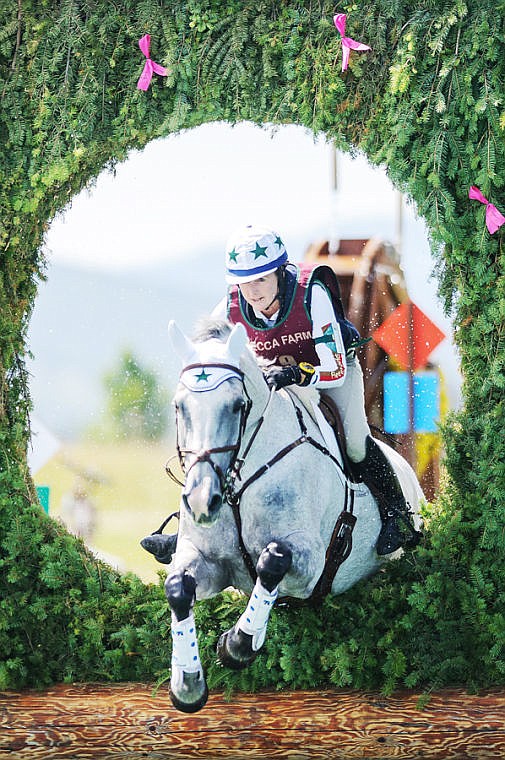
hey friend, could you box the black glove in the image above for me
[264,363,316,390]
[264,364,302,390]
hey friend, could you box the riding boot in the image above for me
[352,436,422,556]
[140,532,178,564]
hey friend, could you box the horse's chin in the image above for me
[194,512,220,527]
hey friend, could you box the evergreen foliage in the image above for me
[1,0,504,695]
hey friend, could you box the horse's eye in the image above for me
[174,401,186,419]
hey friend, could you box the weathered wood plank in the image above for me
[1,684,505,759]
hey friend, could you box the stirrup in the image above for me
[376,507,422,556]
[376,515,403,555]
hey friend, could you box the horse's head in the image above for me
[168,319,250,525]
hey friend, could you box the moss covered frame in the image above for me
[1,0,504,693]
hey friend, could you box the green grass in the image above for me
[35,438,181,583]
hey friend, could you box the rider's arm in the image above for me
[307,283,347,389]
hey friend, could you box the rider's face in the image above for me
[239,272,279,317]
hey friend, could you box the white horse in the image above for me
[161,318,423,713]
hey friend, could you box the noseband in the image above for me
[166,362,251,493]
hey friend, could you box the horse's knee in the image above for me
[256,541,292,592]
[165,570,196,621]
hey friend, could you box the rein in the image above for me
[224,398,346,506]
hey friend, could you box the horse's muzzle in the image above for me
[182,475,223,525]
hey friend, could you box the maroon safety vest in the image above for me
[227,264,343,366]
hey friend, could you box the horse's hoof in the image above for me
[216,628,258,671]
[169,684,208,713]
[169,672,208,713]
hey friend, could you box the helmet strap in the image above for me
[268,265,287,316]
[263,291,280,314]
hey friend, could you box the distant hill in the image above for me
[27,250,225,438]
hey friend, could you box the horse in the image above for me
[157,317,424,713]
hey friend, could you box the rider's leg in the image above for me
[351,435,422,554]
[326,355,419,555]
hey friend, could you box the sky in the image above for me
[46,121,413,272]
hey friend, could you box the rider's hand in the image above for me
[263,363,315,390]
[264,365,301,390]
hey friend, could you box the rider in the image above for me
[212,223,421,556]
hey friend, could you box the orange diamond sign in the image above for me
[372,301,446,371]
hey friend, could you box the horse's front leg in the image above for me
[217,540,292,670]
[165,570,208,713]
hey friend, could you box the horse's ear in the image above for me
[226,322,248,360]
[168,320,194,361]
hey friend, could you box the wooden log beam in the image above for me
[2,684,505,759]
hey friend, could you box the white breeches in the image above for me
[323,355,370,464]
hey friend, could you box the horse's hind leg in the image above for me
[217,541,292,670]
[165,570,208,713]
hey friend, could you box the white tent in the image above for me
[28,415,61,475]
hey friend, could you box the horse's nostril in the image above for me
[182,494,193,516]
[209,493,222,515]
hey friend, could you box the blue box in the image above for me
[383,372,440,434]
[36,485,50,514]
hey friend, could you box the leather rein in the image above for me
[168,361,356,602]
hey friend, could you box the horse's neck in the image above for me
[244,381,306,446]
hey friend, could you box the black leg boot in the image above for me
[140,532,177,564]
[352,437,422,555]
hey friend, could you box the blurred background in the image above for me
[27,122,462,583]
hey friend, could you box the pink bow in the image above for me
[137,34,168,91]
[333,13,371,72]
[469,186,505,234]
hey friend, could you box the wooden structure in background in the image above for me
[2,683,505,759]
[304,238,440,500]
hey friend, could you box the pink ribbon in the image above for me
[469,186,505,234]
[137,34,168,91]
[333,13,371,72]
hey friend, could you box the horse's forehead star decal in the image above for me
[180,364,242,392]
[195,368,211,383]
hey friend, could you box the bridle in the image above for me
[166,362,252,494]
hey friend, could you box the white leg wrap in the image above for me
[171,612,202,674]
[236,580,278,652]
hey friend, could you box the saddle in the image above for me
[318,393,358,482]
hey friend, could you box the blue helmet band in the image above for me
[226,250,288,279]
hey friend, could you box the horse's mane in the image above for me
[192,318,233,344]
[192,317,268,382]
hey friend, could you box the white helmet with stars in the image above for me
[224,224,288,284]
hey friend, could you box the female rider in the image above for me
[212,224,421,556]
